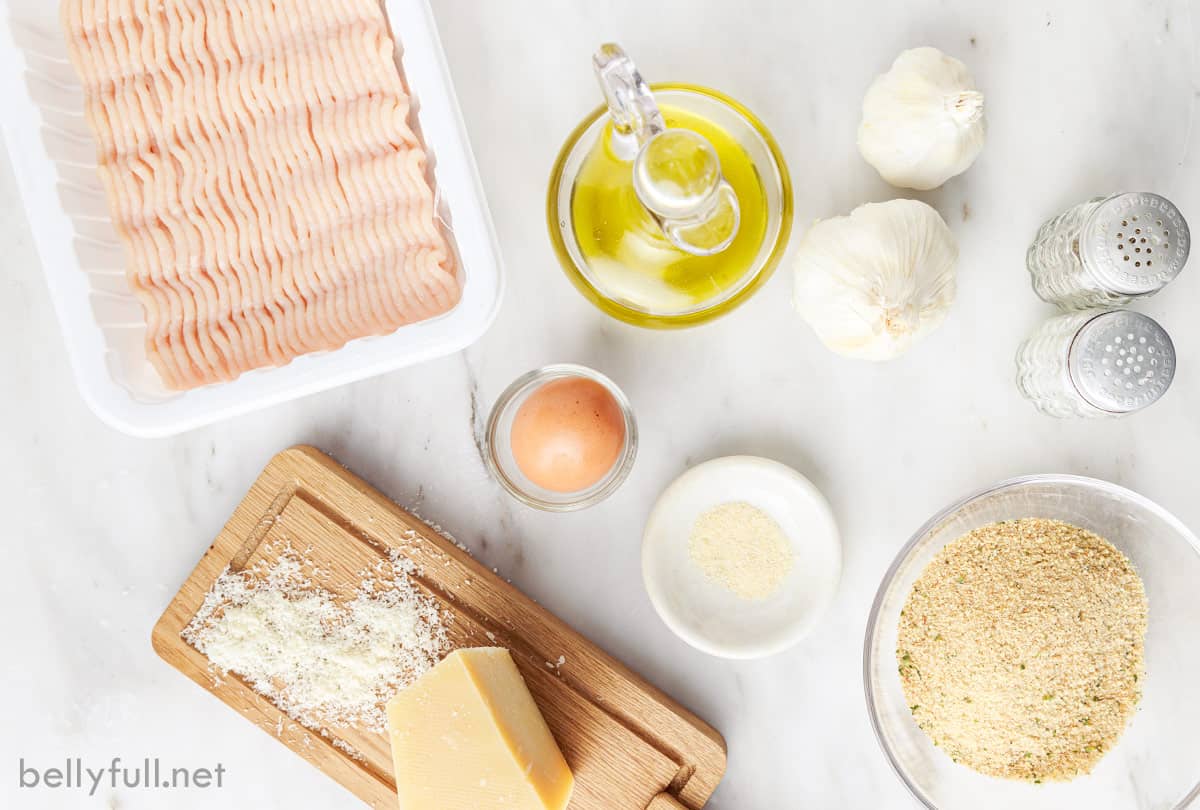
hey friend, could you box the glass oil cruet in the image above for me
[548,44,792,328]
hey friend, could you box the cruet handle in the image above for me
[592,43,740,256]
[593,43,665,155]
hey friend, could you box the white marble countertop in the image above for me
[2,1,1198,807]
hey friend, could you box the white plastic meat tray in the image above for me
[0,0,503,437]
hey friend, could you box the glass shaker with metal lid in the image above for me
[1026,192,1190,310]
[1016,309,1176,418]
[548,44,792,327]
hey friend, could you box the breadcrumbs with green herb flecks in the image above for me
[896,518,1147,783]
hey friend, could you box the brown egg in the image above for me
[510,378,626,493]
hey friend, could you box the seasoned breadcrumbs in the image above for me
[897,518,1147,783]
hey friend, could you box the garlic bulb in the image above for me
[792,199,957,361]
[858,47,986,190]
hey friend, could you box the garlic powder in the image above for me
[688,501,794,600]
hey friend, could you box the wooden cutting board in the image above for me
[152,446,726,810]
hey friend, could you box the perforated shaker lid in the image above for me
[1068,311,1176,413]
[1080,193,1190,295]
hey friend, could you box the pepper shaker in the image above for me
[1016,309,1176,418]
[1026,193,1189,310]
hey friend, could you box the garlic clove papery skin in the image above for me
[792,199,958,362]
[857,47,986,191]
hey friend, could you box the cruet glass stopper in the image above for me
[592,43,740,256]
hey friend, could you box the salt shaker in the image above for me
[1016,309,1175,418]
[1026,193,1189,310]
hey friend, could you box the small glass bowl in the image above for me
[484,364,638,511]
[864,475,1200,809]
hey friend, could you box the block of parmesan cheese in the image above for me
[386,647,574,810]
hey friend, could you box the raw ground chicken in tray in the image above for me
[60,0,463,390]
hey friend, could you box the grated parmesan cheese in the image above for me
[182,544,449,734]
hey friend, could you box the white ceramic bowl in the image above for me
[642,456,841,659]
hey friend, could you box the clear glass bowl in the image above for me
[864,475,1200,809]
[484,364,638,511]
[547,84,792,328]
